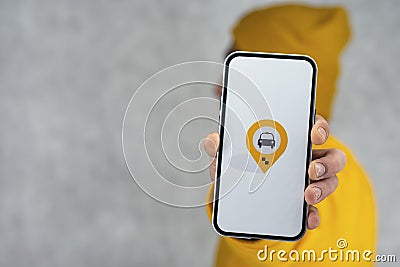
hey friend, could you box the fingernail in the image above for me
[312,186,322,201]
[314,214,320,227]
[315,163,325,177]
[318,127,326,140]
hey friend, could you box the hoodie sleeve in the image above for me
[205,136,376,267]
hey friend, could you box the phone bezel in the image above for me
[212,51,317,241]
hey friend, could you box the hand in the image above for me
[203,115,346,230]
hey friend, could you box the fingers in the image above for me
[204,132,220,181]
[307,205,320,230]
[305,175,338,205]
[306,115,344,229]
[309,149,346,180]
[204,132,219,157]
[307,148,344,205]
[215,85,222,97]
[209,160,216,181]
[311,115,329,145]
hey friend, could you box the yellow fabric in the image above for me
[232,4,351,120]
[206,136,376,266]
[206,4,376,266]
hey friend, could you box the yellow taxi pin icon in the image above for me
[246,120,288,173]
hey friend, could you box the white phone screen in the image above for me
[213,52,316,240]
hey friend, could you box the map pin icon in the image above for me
[246,120,288,192]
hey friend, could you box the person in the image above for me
[203,4,376,266]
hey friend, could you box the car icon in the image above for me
[257,132,275,149]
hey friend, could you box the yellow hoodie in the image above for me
[207,4,376,266]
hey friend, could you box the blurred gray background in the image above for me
[1,0,399,266]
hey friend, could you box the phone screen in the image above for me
[213,52,316,240]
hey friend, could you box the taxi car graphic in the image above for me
[257,132,276,149]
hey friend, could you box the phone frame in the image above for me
[212,51,317,241]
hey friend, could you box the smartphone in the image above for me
[213,51,317,241]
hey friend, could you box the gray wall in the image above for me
[0,0,399,266]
